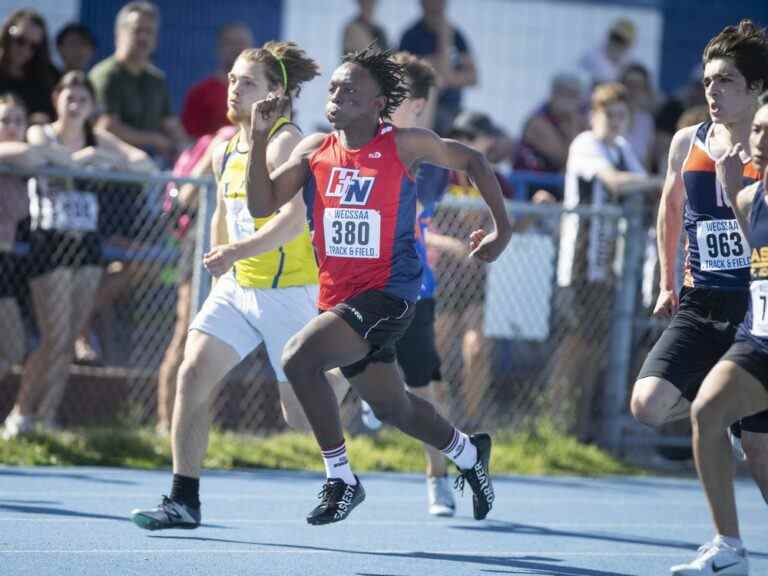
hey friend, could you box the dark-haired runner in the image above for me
[673,93,768,576]
[623,20,768,575]
[246,46,510,525]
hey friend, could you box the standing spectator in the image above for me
[0,93,78,440]
[435,112,510,425]
[552,83,661,441]
[55,23,97,73]
[579,18,636,86]
[89,1,188,163]
[181,22,253,139]
[514,73,586,182]
[0,9,59,124]
[441,111,554,425]
[621,63,657,170]
[341,0,388,57]
[4,71,154,436]
[399,0,477,135]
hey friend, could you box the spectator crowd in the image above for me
[0,0,701,439]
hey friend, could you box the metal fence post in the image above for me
[190,180,216,316]
[602,191,645,452]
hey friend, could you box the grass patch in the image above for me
[0,423,639,476]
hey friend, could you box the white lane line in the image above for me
[1,517,768,531]
[0,549,751,558]
[1,492,765,509]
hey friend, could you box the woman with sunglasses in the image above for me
[0,92,79,439]
[0,9,59,124]
[2,71,154,437]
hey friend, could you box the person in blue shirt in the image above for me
[398,0,477,136]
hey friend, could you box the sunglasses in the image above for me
[9,26,41,51]
[11,34,41,51]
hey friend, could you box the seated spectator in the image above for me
[399,0,477,135]
[0,9,59,124]
[552,83,662,442]
[514,73,586,181]
[3,71,154,436]
[341,0,388,57]
[181,22,253,139]
[0,93,79,439]
[55,22,96,73]
[621,63,657,170]
[89,1,188,164]
[579,18,636,86]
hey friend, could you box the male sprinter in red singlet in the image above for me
[625,21,768,575]
[246,46,511,525]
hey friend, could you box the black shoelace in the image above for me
[317,480,345,505]
[454,472,468,495]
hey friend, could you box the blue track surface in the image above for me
[0,466,766,575]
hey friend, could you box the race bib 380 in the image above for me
[323,208,381,259]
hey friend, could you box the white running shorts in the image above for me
[189,273,318,381]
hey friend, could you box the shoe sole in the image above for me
[429,507,456,517]
[132,513,199,531]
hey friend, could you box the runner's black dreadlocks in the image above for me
[343,44,409,119]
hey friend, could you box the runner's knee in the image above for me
[176,359,211,408]
[690,395,725,437]
[630,377,679,428]
[282,335,321,383]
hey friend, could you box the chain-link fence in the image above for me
[428,191,653,447]
[0,165,216,430]
[0,165,668,450]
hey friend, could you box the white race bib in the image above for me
[751,280,768,337]
[696,219,750,271]
[323,208,380,259]
[48,191,98,232]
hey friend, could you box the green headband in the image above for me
[273,54,288,92]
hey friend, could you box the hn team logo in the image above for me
[325,167,375,205]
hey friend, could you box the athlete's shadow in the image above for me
[0,502,129,522]
[0,502,228,528]
[0,467,136,485]
[455,520,768,559]
[149,536,634,576]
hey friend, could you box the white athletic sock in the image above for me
[321,443,357,485]
[441,429,477,470]
[714,534,744,550]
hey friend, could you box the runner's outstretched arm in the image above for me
[396,127,512,262]
[653,126,693,318]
